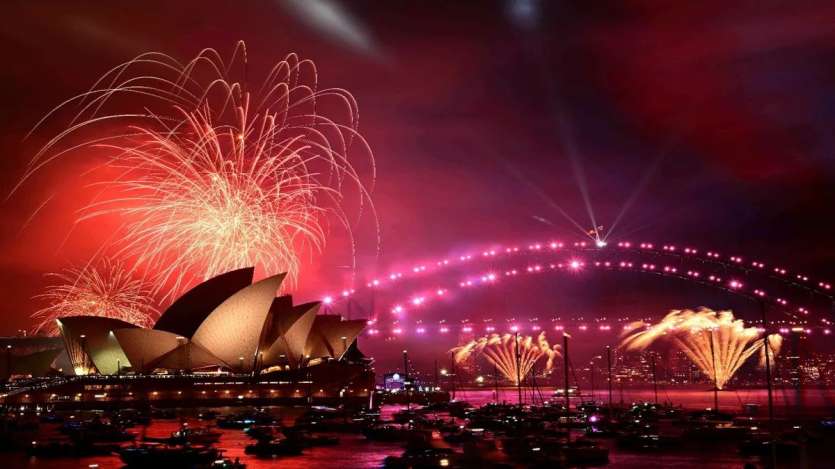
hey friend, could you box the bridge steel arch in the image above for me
[320,238,834,338]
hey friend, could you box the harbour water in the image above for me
[6,386,834,468]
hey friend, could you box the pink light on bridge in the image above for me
[322,296,333,305]
[347,237,831,337]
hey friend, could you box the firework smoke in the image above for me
[32,260,158,334]
[22,41,376,298]
[620,308,782,390]
[451,332,561,384]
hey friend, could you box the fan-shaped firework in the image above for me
[620,308,782,390]
[451,332,561,384]
[21,41,375,298]
[32,261,158,334]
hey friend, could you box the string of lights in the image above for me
[317,238,834,339]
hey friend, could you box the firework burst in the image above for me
[32,261,158,334]
[21,41,376,298]
[620,308,782,390]
[451,332,561,384]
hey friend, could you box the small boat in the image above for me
[210,457,246,468]
[27,438,119,458]
[197,410,219,421]
[118,442,221,467]
[150,408,178,420]
[173,426,223,445]
[217,411,276,429]
[284,429,339,447]
[244,424,283,441]
[383,446,459,468]
[362,424,415,442]
[392,409,426,424]
[442,425,486,444]
[147,425,222,445]
[562,438,609,465]
[61,417,135,442]
[686,421,751,441]
[39,412,64,424]
[294,407,365,433]
[111,409,151,426]
[244,438,303,457]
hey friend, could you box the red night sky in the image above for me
[2,0,835,350]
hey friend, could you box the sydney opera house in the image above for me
[0,268,373,408]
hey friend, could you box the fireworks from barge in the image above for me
[620,308,783,390]
[452,332,561,384]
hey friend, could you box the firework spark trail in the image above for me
[620,308,782,390]
[20,41,376,299]
[32,260,158,334]
[451,332,561,384]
